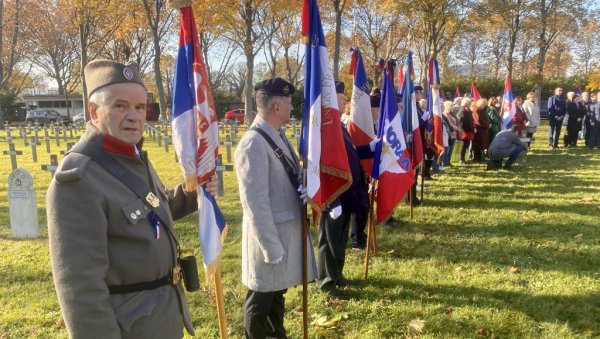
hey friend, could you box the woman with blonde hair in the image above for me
[522,91,539,146]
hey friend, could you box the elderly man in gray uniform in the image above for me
[235,77,317,339]
[47,59,214,338]
[487,125,528,170]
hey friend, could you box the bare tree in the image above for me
[141,0,175,121]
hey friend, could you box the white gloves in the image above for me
[329,205,342,219]
[297,184,307,204]
[369,138,381,152]
[271,255,283,264]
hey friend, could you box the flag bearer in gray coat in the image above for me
[47,59,216,338]
[235,77,317,339]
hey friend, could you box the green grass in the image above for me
[0,122,598,338]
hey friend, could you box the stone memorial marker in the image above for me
[44,128,51,153]
[3,143,22,170]
[27,139,41,162]
[62,125,67,142]
[8,168,39,238]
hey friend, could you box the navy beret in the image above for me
[414,85,423,92]
[335,81,345,94]
[254,77,295,96]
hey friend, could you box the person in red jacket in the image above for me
[511,96,528,137]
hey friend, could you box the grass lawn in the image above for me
[0,122,598,338]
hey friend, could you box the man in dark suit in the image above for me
[547,87,566,148]
[317,81,375,299]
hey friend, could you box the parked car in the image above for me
[72,112,85,124]
[539,100,548,120]
[25,110,70,125]
[224,108,246,124]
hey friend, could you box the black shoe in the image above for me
[486,160,500,170]
[337,276,357,287]
[503,165,513,170]
[320,286,349,300]
[351,244,365,251]
[423,175,434,181]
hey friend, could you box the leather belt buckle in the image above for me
[171,266,182,285]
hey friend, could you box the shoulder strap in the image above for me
[69,142,171,226]
[250,127,299,189]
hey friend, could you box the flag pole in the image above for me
[371,180,378,255]
[214,265,228,339]
[301,158,309,339]
[420,164,425,203]
[364,178,377,279]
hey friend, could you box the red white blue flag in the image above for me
[300,0,352,211]
[428,59,444,156]
[372,59,415,223]
[348,48,375,175]
[400,52,423,169]
[454,85,461,98]
[172,5,226,276]
[501,75,516,129]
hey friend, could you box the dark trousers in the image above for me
[441,138,456,165]
[526,132,534,147]
[589,124,600,148]
[460,140,471,162]
[584,119,591,146]
[491,145,525,168]
[244,289,287,339]
[350,205,369,248]
[548,121,562,148]
[317,211,351,290]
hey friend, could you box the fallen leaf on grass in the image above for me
[311,313,348,329]
[52,318,63,329]
[574,233,583,241]
[477,327,487,336]
[580,197,594,202]
[387,249,395,255]
[407,318,425,335]
[559,244,567,252]
[455,266,463,272]
[508,266,518,273]
[292,307,303,316]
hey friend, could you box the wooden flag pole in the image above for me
[420,164,425,203]
[364,179,377,279]
[301,160,309,339]
[371,180,378,256]
[214,265,228,339]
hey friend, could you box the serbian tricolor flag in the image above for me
[428,59,444,156]
[301,0,352,212]
[454,85,461,98]
[172,4,226,276]
[348,48,375,175]
[400,52,423,169]
[470,82,481,101]
[501,75,516,129]
[372,59,415,223]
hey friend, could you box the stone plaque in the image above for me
[8,168,39,238]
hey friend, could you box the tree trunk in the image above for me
[79,23,89,121]
[152,35,166,121]
[244,51,254,125]
[332,0,342,80]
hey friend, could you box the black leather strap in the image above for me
[108,273,171,294]
[251,127,300,189]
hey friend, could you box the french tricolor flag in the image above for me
[300,0,351,211]
[172,5,226,276]
[348,48,375,175]
[400,52,423,170]
[428,58,444,156]
[501,75,516,129]
[372,59,415,223]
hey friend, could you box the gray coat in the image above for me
[234,115,317,292]
[47,123,197,338]
[488,129,528,160]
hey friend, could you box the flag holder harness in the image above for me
[69,141,194,294]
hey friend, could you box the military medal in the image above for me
[145,192,160,208]
[147,211,161,240]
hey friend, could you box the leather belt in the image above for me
[108,266,182,294]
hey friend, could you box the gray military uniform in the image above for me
[47,123,197,338]
[235,115,317,292]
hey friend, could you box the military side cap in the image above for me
[254,77,295,96]
[84,59,145,97]
[414,85,424,92]
[335,81,345,94]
